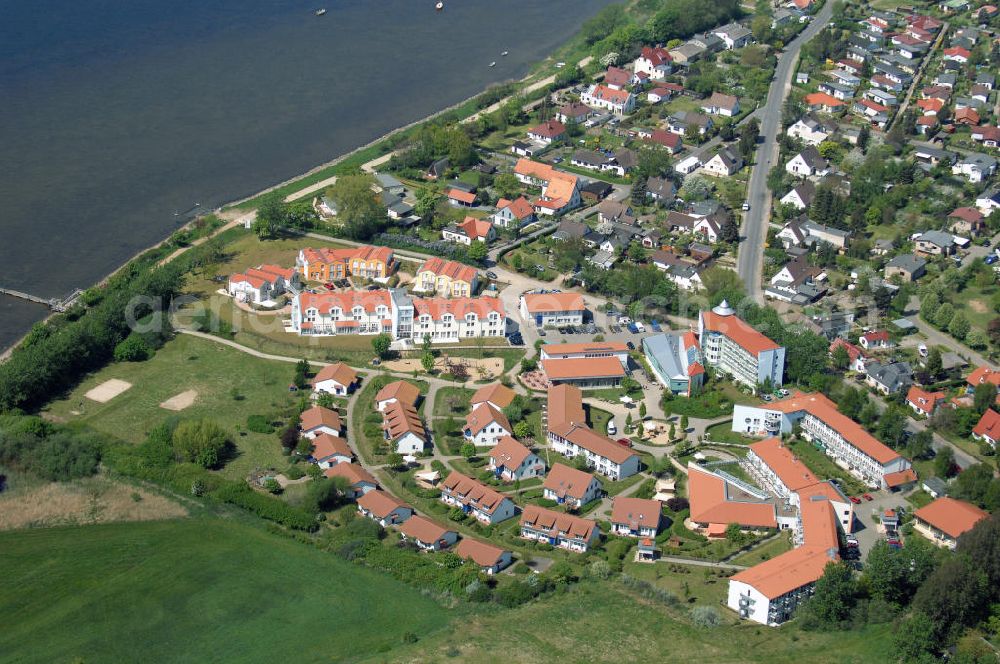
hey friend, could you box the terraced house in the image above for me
[291,289,505,342]
[698,300,785,390]
[546,384,640,480]
[520,505,601,552]
[439,471,517,525]
[296,245,395,282]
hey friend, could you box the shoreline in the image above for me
[0,58,562,361]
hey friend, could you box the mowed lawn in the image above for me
[0,519,452,664]
[45,334,299,479]
[380,582,894,664]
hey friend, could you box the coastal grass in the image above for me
[378,581,895,664]
[45,334,297,481]
[0,518,451,664]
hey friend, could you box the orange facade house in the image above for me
[296,245,395,282]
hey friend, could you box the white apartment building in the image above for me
[732,392,914,490]
[439,471,517,525]
[291,289,505,343]
[520,505,601,553]
[698,300,785,390]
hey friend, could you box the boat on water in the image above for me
[489,61,496,67]
[315,8,326,16]
[435,1,443,10]
[501,50,509,56]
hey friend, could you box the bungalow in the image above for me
[884,254,927,282]
[312,362,359,397]
[357,490,413,527]
[786,147,829,178]
[829,338,869,372]
[646,129,682,153]
[865,360,913,395]
[646,176,677,204]
[913,497,987,549]
[674,155,702,175]
[713,22,753,50]
[440,471,517,524]
[556,102,594,125]
[399,516,458,551]
[906,386,947,417]
[668,42,705,65]
[488,436,545,482]
[667,111,713,136]
[943,46,970,64]
[955,108,981,127]
[949,207,985,236]
[787,115,833,146]
[324,462,378,498]
[915,115,939,135]
[464,403,513,448]
[871,74,905,93]
[818,81,855,101]
[647,84,682,104]
[527,120,566,144]
[634,46,674,80]
[610,497,663,538]
[543,463,602,509]
[310,433,353,469]
[852,99,889,128]
[442,216,495,245]
[471,383,515,411]
[300,406,343,439]
[520,504,601,552]
[375,380,421,412]
[914,230,956,257]
[859,330,892,350]
[973,408,1000,447]
[446,188,477,207]
[454,538,513,574]
[702,147,744,177]
[805,92,846,113]
[701,92,740,117]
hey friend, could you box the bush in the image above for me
[246,414,276,434]
[172,419,230,469]
[211,481,317,531]
[690,605,721,628]
[113,334,152,362]
[0,417,102,481]
[264,478,283,494]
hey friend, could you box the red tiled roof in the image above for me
[357,490,411,518]
[454,537,510,567]
[489,436,535,470]
[611,497,662,529]
[529,120,566,139]
[497,196,535,220]
[446,189,477,205]
[973,408,1000,441]
[324,462,376,487]
[805,92,845,108]
[457,216,493,240]
[313,362,358,388]
[399,515,455,545]
[544,463,598,501]
[415,257,477,284]
[311,432,353,461]
[749,437,819,491]
[915,496,988,539]
[520,504,598,540]
[906,386,947,415]
[465,403,511,436]
[522,292,585,314]
[471,383,516,409]
[967,366,1000,389]
[687,465,778,528]
[547,384,586,431]
[300,406,342,433]
[375,380,421,407]
[700,310,780,355]
[542,356,626,381]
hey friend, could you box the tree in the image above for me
[329,174,386,241]
[914,558,990,643]
[967,328,989,350]
[421,351,436,374]
[750,14,772,43]
[893,612,939,662]
[718,216,739,244]
[113,334,151,362]
[949,312,971,341]
[974,382,996,415]
[935,445,956,478]
[294,358,311,390]
[802,562,858,629]
[920,294,941,322]
[679,415,689,431]
[513,421,533,439]
[415,188,439,220]
[386,452,405,469]
[460,442,476,459]
[933,302,955,329]
[371,333,392,359]
[831,344,850,370]
[252,192,282,239]
[988,317,1000,346]
[639,401,647,420]
[467,241,488,264]
[925,348,943,380]
[907,430,934,460]
[630,177,647,206]
[857,125,870,152]
[864,538,936,606]
[172,419,229,469]
[700,266,744,302]
[493,173,520,200]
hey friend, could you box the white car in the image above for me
[634,321,645,333]
[607,419,617,436]
[742,201,750,211]
[918,344,928,358]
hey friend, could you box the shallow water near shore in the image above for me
[0,0,611,351]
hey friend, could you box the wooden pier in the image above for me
[0,287,84,313]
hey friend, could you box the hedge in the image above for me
[211,482,318,531]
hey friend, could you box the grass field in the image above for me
[379,581,895,663]
[729,531,794,567]
[45,334,298,480]
[786,438,868,498]
[0,519,452,664]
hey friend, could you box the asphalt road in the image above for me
[736,2,834,302]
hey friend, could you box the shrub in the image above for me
[0,418,102,481]
[172,419,230,469]
[211,481,317,531]
[264,478,283,494]
[690,605,721,627]
[113,334,152,362]
[246,414,275,434]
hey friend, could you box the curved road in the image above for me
[737,2,834,302]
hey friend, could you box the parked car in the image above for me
[626,341,636,350]
[986,255,998,265]
[627,323,639,334]
[634,321,645,333]
[323,282,336,291]
[616,438,632,448]
[849,496,862,504]
[742,201,750,211]
[650,320,662,332]
[607,420,617,436]
[486,271,498,280]
[863,493,873,501]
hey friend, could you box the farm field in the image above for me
[380,581,895,663]
[0,518,452,664]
